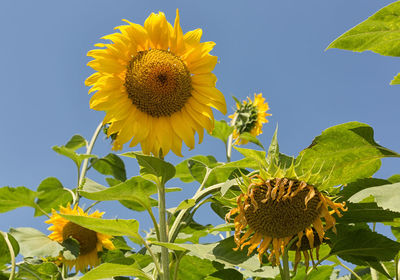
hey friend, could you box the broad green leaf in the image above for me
[152,237,279,277]
[9,227,63,258]
[187,156,220,183]
[391,73,400,85]
[327,1,400,57]
[205,268,243,280]
[65,135,87,150]
[175,218,213,244]
[388,174,400,183]
[17,262,60,280]
[111,236,132,251]
[59,215,141,242]
[82,178,107,192]
[0,186,36,213]
[234,147,267,169]
[292,265,334,280]
[337,202,400,223]
[222,157,260,170]
[90,153,127,181]
[238,132,264,149]
[0,233,19,266]
[338,178,390,201]
[295,122,399,190]
[99,249,135,265]
[329,224,400,262]
[34,177,73,216]
[209,120,234,145]
[80,176,157,211]
[80,263,151,280]
[121,152,175,184]
[349,182,400,212]
[52,145,96,168]
[175,255,222,280]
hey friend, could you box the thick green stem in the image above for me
[76,121,103,204]
[339,260,362,280]
[226,114,237,162]
[281,237,298,280]
[1,231,15,280]
[157,180,169,280]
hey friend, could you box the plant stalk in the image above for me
[157,180,170,280]
[1,231,15,280]
[76,121,103,204]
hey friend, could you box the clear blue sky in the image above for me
[1,0,399,247]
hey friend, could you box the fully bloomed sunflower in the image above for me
[226,169,346,270]
[45,204,115,272]
[230,93,271,145]
[86,10,226,156]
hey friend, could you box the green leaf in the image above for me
[175,255,222,280]
[292,265,334,280]
[295,122,399,190]
[234,147,267,169]
[391,73,400,85]
[329,224,400,263]
[90,153,127,181]
[121,152,175,184]
[80,176,158,211]
[238,132,264,149]
[9,227,63,258]
[0,233,19,266]
[52,145,96,168]
[0,186,36,213]
[80,263,151,280]
[337,202,400,223]
[266,125,279,165]
[59,215,142,243]
[338,178,390,201]
[17,262,60,280]
[349,182,400,212]
[34,177,73,216]
[209,120,234,145]
[65,135,87,150]
[388,174,400,183]
[111,236,132,251]
[175,218,213,244]
[327,1,400,57]
[205,268,243,280]
[152,237,279,277]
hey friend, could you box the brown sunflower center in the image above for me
[244,178,321,238]
[62,222,98,255]
[124,49,192,118]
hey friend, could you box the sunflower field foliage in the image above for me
[3,3,400,280]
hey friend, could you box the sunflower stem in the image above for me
[281,237,297,280]
[338,259,361,280]
[1,231,15,280]
[137,235,162,277]
[148,207,160,241]
[76,121,103,205]
[157,179,170,280]
[226,114,238,162]
[169,168,212,243]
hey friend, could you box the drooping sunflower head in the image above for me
[86,10,227,157]
[229,93,271,145]
[45,204,115,273]
[226,166,346,270]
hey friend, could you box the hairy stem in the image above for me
[157,179,169,280]
[76,121,103,204]
[1,231,15,280]
[339,260,362,280]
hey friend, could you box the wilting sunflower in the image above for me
[230,93,271,145]
[86,10,226,156]
[226,170,346,270]
[45,204,115,272]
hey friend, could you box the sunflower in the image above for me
[229,93,271,145]
[45,204,115,272]
[86,10,226,157]
[226,173,346,270]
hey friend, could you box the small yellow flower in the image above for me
[230,93,271,145]
[45,204,115,272]
[86,9,226,156]
[226,175,346,270]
